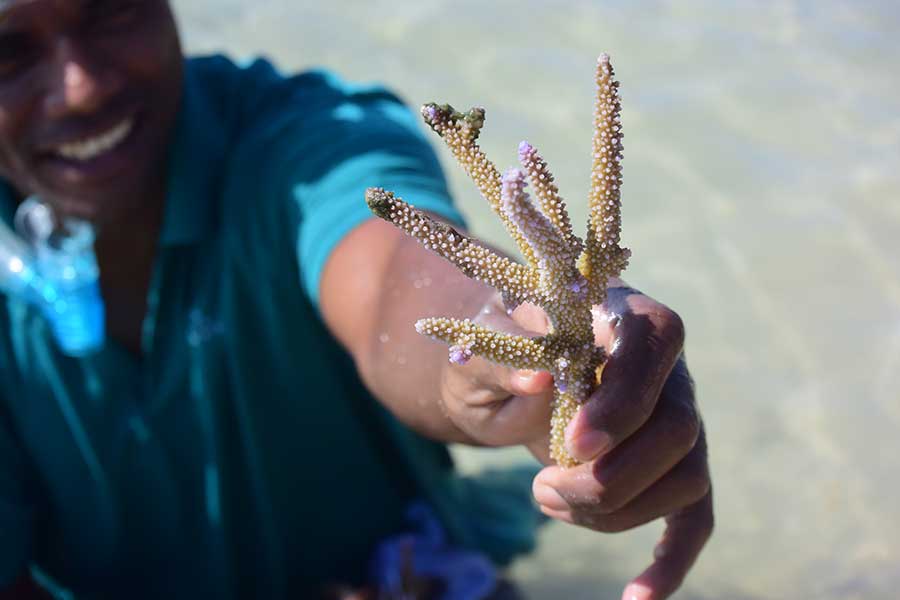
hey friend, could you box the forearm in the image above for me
[321,219,494,443]
[368,232,497,441]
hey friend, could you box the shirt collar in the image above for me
[0,58,226,247]
[158,60,227,246]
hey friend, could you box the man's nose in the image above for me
[43,39,122,118]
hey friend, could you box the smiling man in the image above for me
[0,1,712,599]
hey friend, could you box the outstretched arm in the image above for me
[320,215,712,600]
[315,48,711,600]
[320,215,494,443]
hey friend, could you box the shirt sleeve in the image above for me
[277,70,465,307]
[0,407,34,587]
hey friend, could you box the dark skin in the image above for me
[0,0,182,354]
[0,0,180,595]
[323,219,714,599]
[526,289,712,599]
[0,1,712,598]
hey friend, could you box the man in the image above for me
[0,1,712,599]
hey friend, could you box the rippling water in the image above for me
[171,1,900,598]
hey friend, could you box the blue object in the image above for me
[0,197,105,356]
[369,502,497,600]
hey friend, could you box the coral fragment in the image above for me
[367,54,631,467]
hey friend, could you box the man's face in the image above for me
[0,0,183,225]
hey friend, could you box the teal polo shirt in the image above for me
[0,56,540,599]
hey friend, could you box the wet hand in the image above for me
[437,287,712,600]
[435,292,558,448]
[533,287,712,600]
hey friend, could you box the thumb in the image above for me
[469,300,554,398]
[507,368,555,396]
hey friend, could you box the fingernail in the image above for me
[567,428,612,462]
[514,370,551,395]
[515,370,536,385]
[622,582,652,600]
[533,482,568,511]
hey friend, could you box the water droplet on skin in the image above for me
[379,333,390,343]
[610,337,623,355]
[606,312,621,327]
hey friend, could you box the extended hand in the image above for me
[438,286,712,600]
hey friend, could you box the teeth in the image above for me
[56,118,133,161]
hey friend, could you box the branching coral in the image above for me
[366,54,630,467]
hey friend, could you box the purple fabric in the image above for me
[369,502,497,600]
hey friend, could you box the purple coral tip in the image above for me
[517,140,534,160]
[557,382,568,393]
[567,276,588,297]
[449,344,474,365]
[422,105,439,122]
[502,167,527,184]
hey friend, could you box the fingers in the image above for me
[473,299,552,395]
[533,422,711,599]
[439,298,555,444]
[534,429,709,532]
[440,361,553,445]
[521,285,710,599]
[567,289,686,462]
[536,373,701,515]
[443,298,550,400]
[593,361,697,510]
[622,490,714,600]
[483,300,554,397]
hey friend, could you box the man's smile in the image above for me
[32,108,151,195]
[54,117,134,162]
[0,0,184,226]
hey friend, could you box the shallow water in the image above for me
[171,1,900,598]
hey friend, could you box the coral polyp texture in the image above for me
[365,54,630,467]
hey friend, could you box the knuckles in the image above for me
[619,294,686,355]
[685,470,713,511]
[664,395,702,457]
[695,498,716,541]
[681,437,712,502]
[652,304,686,356]
[570,438,711,533]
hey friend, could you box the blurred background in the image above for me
[169,1,900,598]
